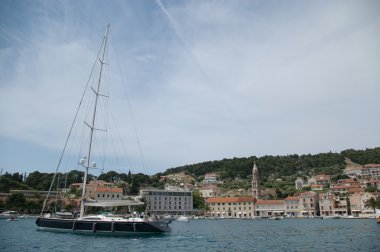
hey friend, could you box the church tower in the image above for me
[251,162,260,199]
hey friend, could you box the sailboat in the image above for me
[35,25,171,233]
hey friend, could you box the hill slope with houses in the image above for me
[1,147,379,216]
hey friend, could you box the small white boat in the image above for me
[322,215,341,219]
[176,216,190,223]
[0,211,18,219]
[7,217,19,221]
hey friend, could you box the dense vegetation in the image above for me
[161,148,380,182]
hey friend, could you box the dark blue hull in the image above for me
[36,217,170,233]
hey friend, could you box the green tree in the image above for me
[364,197,380,212]
[192,190,205,210]
[6,192,26,212]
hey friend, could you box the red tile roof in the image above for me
[364,164,380,168]
[256,200,284,205]
[95,187,123,193]
[285,196,299,201]
[206,197,255,203]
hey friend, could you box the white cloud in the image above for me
[0,0,379,174]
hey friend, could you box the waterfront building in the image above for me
[206,197,255,218]
[255,199,285,217]
[319,192,336,216]
[86,180,114,199]
[319,192,348,216]
[251,162,260,199]
[94,187,123,201]
[284,196,300,217]
[141,188,193,215]
[298,191,318,217]
[349,192,378,215]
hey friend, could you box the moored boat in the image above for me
[35,25,171,234]
[0,211,18,219]
[176,215,190,223]
[376,209,380,224]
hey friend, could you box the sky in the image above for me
[0,0,379,176]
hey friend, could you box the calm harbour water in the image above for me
[0,218,379,252]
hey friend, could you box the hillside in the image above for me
[161,147,380,181]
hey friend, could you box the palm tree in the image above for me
[364,197,380,213]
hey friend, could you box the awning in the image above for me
[273,211,284,213]
[84,200,144,207]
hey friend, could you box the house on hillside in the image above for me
[295,178,304,190]
[343,163,380,178]
[198,185,221,198]
[160,172,194,184]
[203,173,222,184]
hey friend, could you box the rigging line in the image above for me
[40,36,107,216]
[108,128,123,173]
[109,111,132,170]
[109,29,147,171]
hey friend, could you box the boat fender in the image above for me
[72,221,76,231]
[133,223,136,232]
[92,222,96,233]
[111,221,115,232]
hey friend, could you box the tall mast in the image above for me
[80,25,110,218]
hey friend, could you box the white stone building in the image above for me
[141,189,193,214]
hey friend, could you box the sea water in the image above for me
[0,218,379,251]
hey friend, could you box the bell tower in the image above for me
[251,162,260,199]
